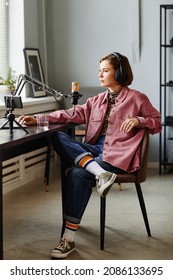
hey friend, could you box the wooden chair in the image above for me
[75,126,86,143]
[100,129,151,250]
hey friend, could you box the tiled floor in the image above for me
[3,168,173,260]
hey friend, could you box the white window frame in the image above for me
[0,0,9,78]
[8,0,25,91]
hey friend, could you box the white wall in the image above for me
[46,0,133,89]
[23,0,173,163]
[24,0,46,75]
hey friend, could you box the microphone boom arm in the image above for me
[13,74,66,102]
[13,74,82,117]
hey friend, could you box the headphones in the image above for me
[112,52,127,84]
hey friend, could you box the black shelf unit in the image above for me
[159,5,173,174]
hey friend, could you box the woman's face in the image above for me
[98,59,119,91]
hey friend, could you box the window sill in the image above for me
[0,96,60,118]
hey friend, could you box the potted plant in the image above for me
[0,68,17,103]
[0,67,17,93]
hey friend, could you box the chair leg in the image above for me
[100,196,106,250]
[44,143,51,192]
[118,183,123,191]
[135,183,151,237]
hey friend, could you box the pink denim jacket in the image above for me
[49,86,162,172]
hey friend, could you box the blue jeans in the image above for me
[52,132,125,224]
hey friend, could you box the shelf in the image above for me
[165,116,173,123]
[160,5,173,9]
[161,84,173,87]
[161,160,173,166]
[159,5,173,174]
[161,44,173,48]
[162,123,173,126]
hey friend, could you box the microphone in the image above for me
[71,81,80,105]
[71,81,82,116]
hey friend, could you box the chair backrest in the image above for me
[136,129,149,183]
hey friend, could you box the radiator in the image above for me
[2,147,58,193]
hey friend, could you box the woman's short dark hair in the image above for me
[100,52,133,86]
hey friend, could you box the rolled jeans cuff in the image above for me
[74,152,92,166]
[63,214,81,224]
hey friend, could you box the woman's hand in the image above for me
[120,117,140,133]
[19,115,37,126]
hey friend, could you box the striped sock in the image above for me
[63,221,78,242]
[79,155,95,169]
[79,155,106,176]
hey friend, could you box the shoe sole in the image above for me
[98,173,117,197]
[50,247,76,259]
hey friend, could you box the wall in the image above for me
[24,0,173,163]
[45,0,133,90]
[24,0,47,79]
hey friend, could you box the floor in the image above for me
[3,167,173,260]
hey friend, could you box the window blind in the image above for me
[0,0,9,79]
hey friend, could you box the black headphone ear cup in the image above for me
[115,67,127,84]
[113,52,127,84]
[115,67,122,83]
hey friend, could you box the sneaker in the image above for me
[51,238,75,259]
[96,171,117,197]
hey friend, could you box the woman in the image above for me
[20,52,162,259]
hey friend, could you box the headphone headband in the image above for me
[112,52,122,60]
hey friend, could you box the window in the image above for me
[0,0,9,78]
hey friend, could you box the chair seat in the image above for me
[115,173,136,183]
[75,129,86,137]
